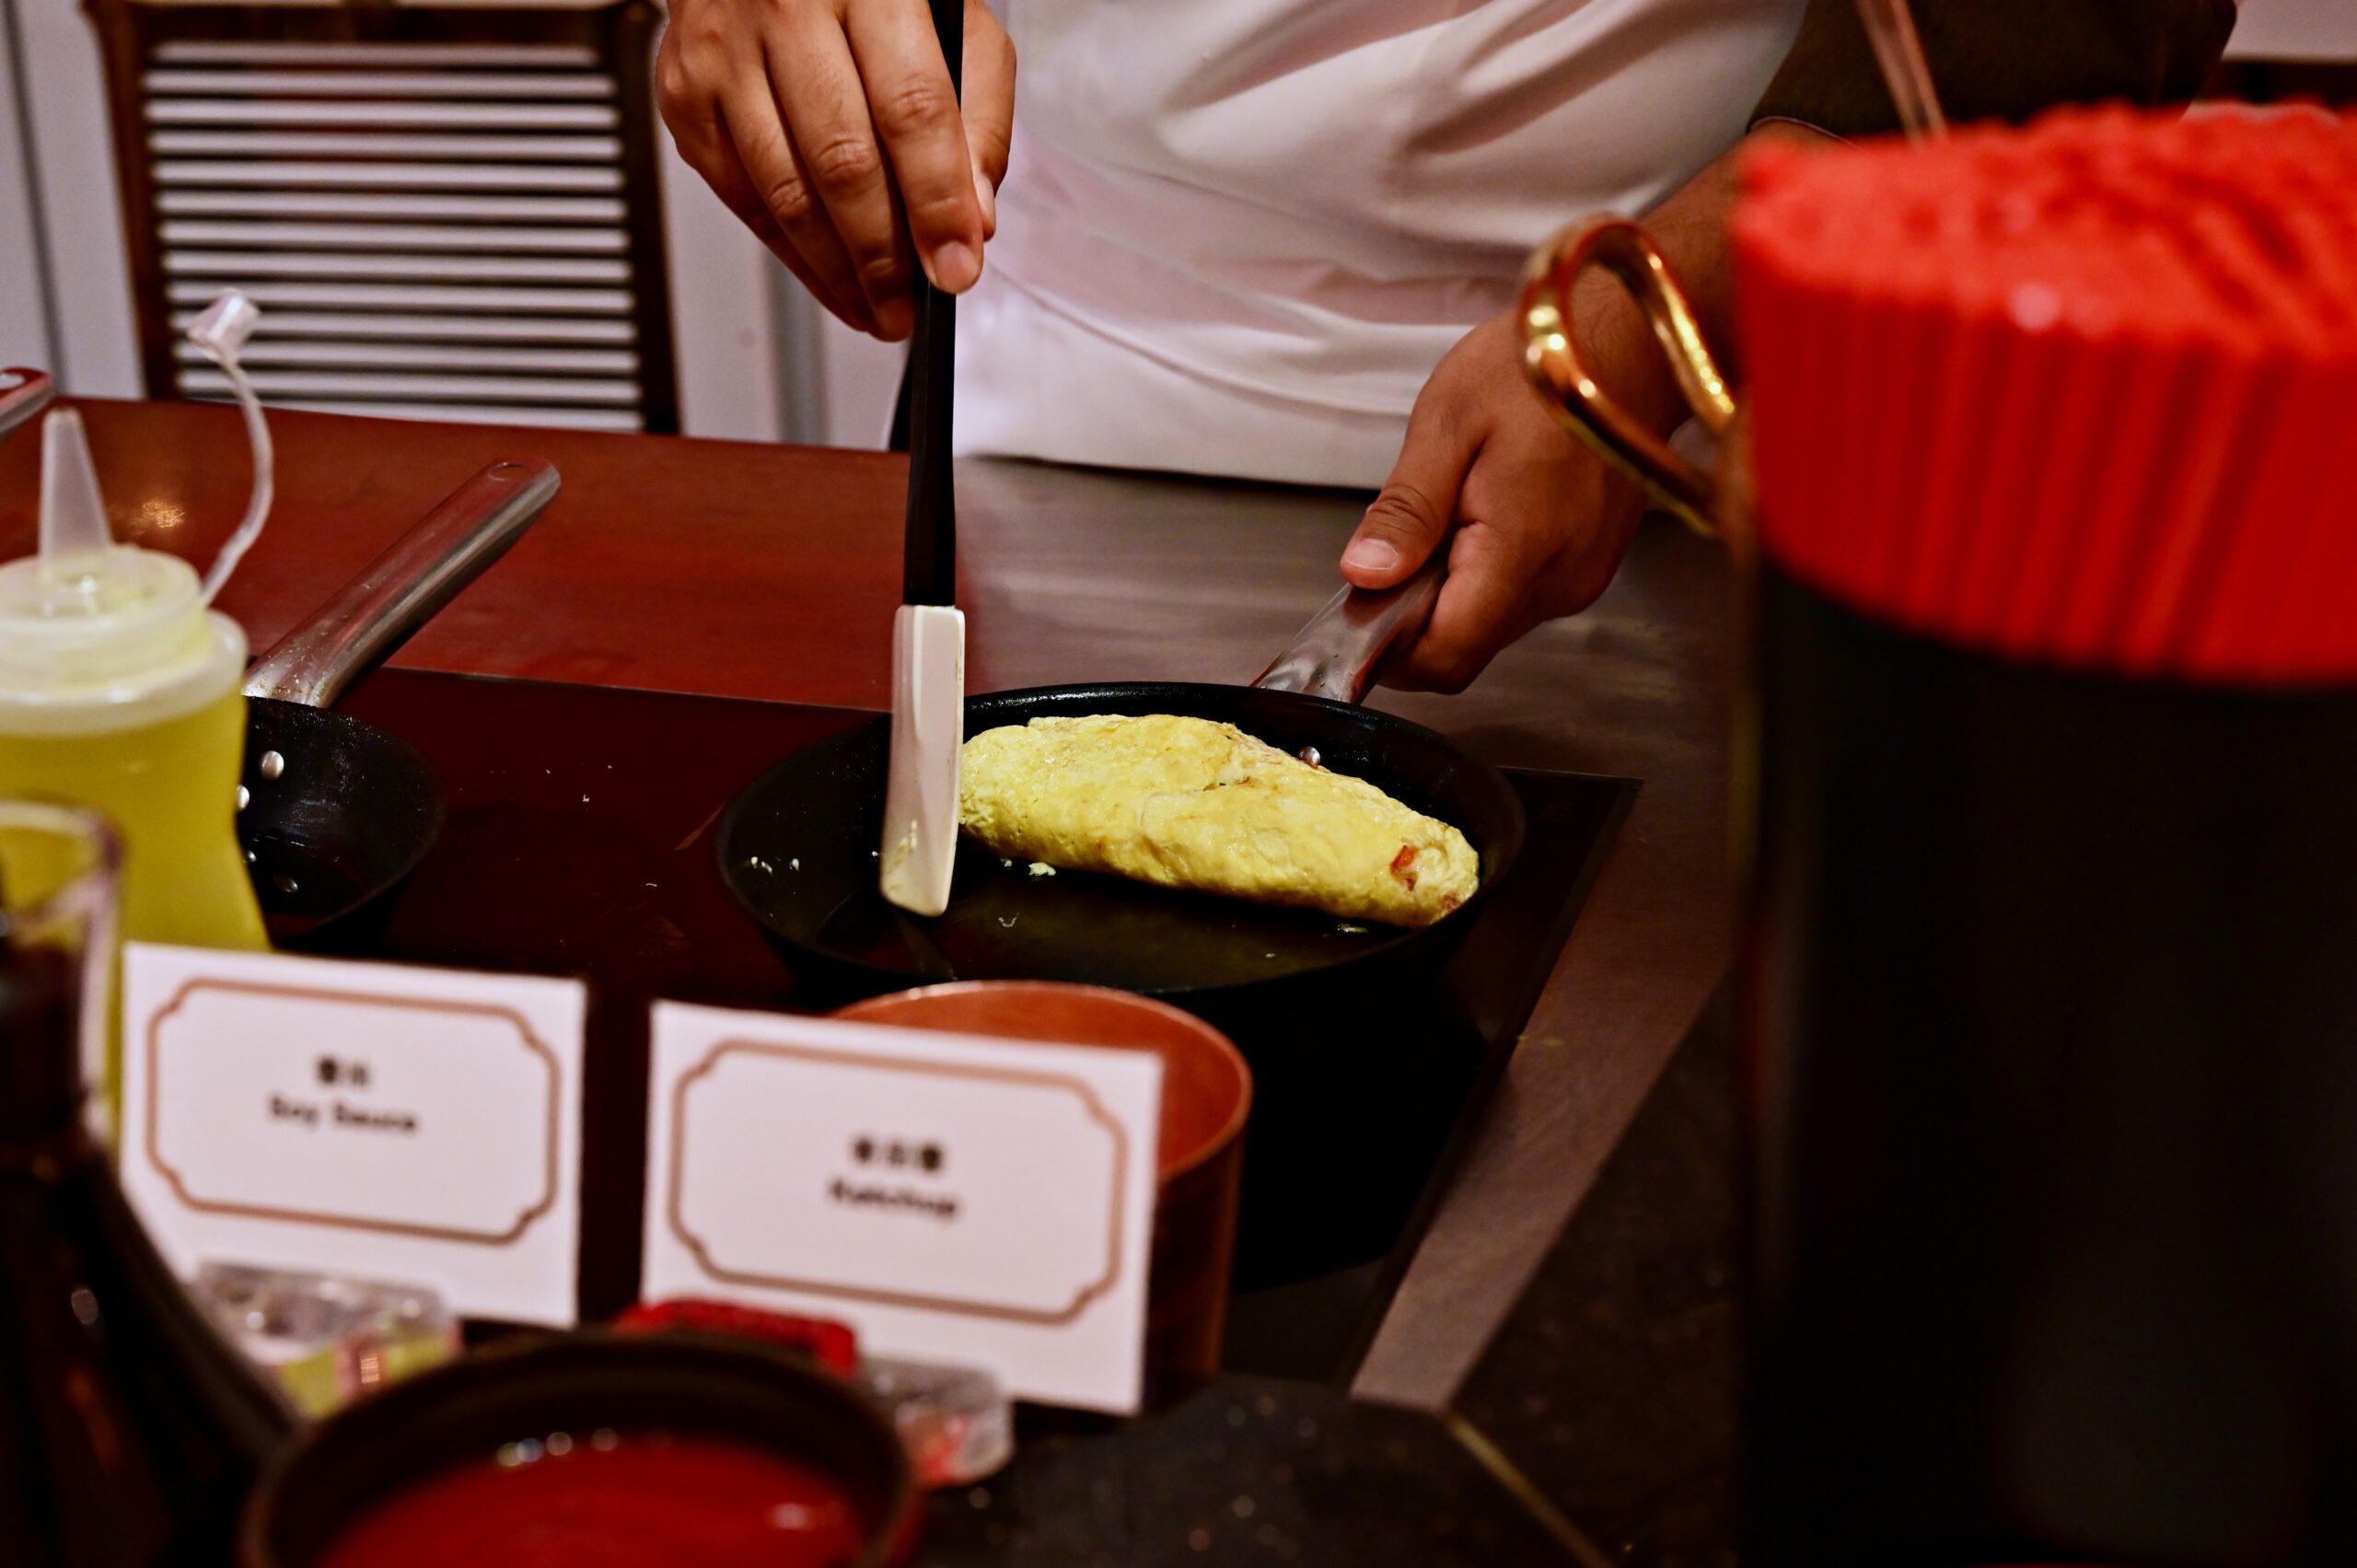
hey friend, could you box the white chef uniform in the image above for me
[954,0,1808,488]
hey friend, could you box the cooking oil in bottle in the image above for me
[0,408,267,1121]
[0,679,263,950]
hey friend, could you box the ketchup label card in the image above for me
[120,943,586,1326]
[640,1002,1163,1414]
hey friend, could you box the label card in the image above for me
[121,943,586,1326]
[642,1002,1163,1414]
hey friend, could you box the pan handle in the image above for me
[0,368,55,444]
[1250,552,1446,704]
[243,459,561,708]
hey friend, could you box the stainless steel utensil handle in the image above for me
[1250,552,1447,703]
[243,459,560,708]
[0,368,54,443]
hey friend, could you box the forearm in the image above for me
[1571,121,1831,436]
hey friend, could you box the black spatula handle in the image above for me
[900,0,963,607]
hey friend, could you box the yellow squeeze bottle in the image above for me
[0,408,264,949]
[0,410,267,1115]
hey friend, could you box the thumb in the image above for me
[1343,405,1471,589]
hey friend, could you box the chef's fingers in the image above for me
[964,0,1016,240]
[1382,464,1543,693]
[1342,398,1472,590]
[1387,439,1643,691]
[706,104,877,334]
[751,197,878,335]
[656,46,875,336]
[845,0,985,295]
[764,15,917,341]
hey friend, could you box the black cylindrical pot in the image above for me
[240,1330,917,1568]
[1744,565,2357,1566]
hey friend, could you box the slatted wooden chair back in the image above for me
[86,0,679,433]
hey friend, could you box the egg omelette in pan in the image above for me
[958,714,1480,928]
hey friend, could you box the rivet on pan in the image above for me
[273,873,298,896]
[1295,746,1321,768]
[260,749,284,780]
[236,784,250,811]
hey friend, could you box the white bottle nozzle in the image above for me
[0,356,243,729]
[190,290,273,605]
[187,292,261,358]
[38,408,116,591]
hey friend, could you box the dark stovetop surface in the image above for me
[1455,983,1741,1566]
[322,668,1635,1381]
[916,1376,1589,1567]
[920,990,1739,1568]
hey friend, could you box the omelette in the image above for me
[957,714,1480,928]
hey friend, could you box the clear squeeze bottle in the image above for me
[0,409,265,953]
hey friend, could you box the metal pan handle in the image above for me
[243,459,561,708]
[1251,552,1446,704]
[0,368,55,444]
[1517,216,1736,537]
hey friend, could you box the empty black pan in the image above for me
[719,562,1527,1001]
[238,459,560,941]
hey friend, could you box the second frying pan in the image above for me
[238,459,560,941]
[719,563,1527,999]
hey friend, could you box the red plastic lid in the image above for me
[613,1298,861,1377]
[1733,108,2357,684]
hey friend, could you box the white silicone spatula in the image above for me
[877,0,967,919]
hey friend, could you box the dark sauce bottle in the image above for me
[1745,568,2357,1565]
[0,808,293,1565]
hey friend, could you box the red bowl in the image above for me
[240,1330,917,1567]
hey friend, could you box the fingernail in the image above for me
[875,297,914,341]
[976,173,998,234]
[1343,538,1402,575]
[931,240,981,293]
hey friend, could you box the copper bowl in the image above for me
[836,981,1251,1388]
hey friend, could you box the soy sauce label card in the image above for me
[641,1003,1163,1414]
[121,943,586,1326]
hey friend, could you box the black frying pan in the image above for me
[719,563,1527,999]
[237,459,560,941]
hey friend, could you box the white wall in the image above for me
[12,0,140,394]
[656,110,784,442]
[2231,0,2357,61]
[0,0,55,367]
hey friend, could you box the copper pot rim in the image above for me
[833,979,1253,1185]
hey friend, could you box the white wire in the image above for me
[197,342,274,604]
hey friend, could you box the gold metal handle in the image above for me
[1517,216,1736,537]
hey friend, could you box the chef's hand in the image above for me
[1340,123,1825,691]
[1341,308,1654,693]
[656,0,1015,342]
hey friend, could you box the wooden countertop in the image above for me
[0,399,1738,1412]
